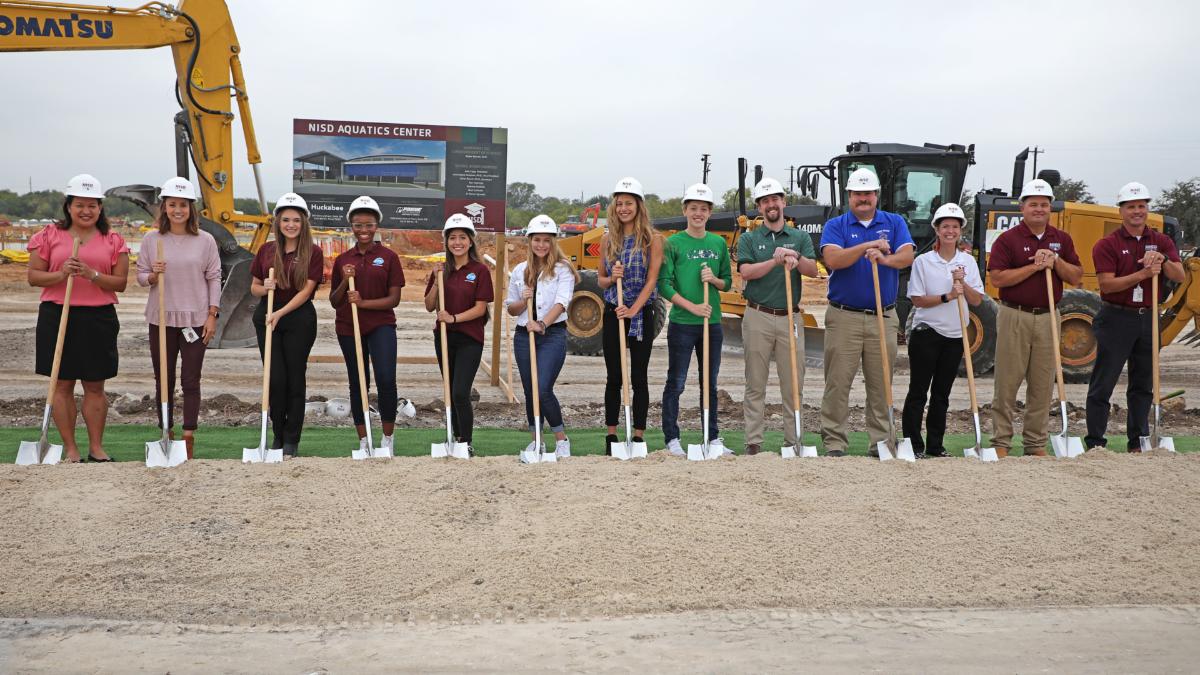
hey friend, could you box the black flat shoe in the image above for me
[87,454,113,463]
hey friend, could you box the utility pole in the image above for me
[1031,146,1044,175]
[700,154,711,184]
[788,166,795,192]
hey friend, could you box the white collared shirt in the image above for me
[907,249,985,338]
[505,261,575,327]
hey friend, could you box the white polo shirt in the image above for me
[907,249,985,339]
[505,261,575,327]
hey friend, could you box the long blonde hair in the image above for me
[603,195,655,264]
[524,234,580,288]
[272,207,315,290]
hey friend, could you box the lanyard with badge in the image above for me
[1135,244,1157,304]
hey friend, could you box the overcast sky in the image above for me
[2,0,1197,208]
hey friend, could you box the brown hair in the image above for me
[603,194,655,265]
[524,234,580,287]
[155,197,199,235]
[444,228,480,274]
[272,207,315,290]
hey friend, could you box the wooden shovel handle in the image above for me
[45,238,81,404]
[956,294,979,414]
[437,270,453,408]
[1044,267,1069,405]
[615,278,631,408]
[349,276,371,420]
[260,268,275,410]
[528,281,540,419]
[157,238,169,405]
[870,259,893,409]
[783,265,801,411]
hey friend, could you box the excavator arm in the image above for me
[0,0,271,347]
[1161,256,1200,348]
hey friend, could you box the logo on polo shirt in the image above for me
[1121,249,1130,255]
[1049,242,1061,252]
[372,257,385,266]
[465,272,477,282]
[1023,246,1031,252]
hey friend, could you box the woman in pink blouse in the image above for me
[27,174,130,463]
[136,177,222,460]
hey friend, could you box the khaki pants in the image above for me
[742,306,805,447]
[990,305,1055,451]
[820,305,898,451]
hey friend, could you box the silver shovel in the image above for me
[610,278,647,461]
[956,293,998,462]
[432,270,470,459]
[871,259,914,462]
[1045,268,1084,459]
[146,238,188,468]
[519,296,554,464]
[17,239,79,466]
[1139,268,1175,453]
[779,266,817,459]
[243,268,283,464]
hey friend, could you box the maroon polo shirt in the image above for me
[423,259,494,344]
[987,222,1081,307]
[330,242,406,337]
[1093,225,1180,307]
[250,241,324,305]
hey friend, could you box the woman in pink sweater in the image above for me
[136,177,222,459]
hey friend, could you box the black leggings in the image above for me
[901,325,963,454]
[602,302,655,429]
[434,331,484,443]
[253,301,317,444]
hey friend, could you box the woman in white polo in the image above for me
[901,203,984,457]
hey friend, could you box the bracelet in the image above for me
[91,270,100,281]
[452,314,458,323]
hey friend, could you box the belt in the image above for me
[516,321,567,334]
[746,300,798,316]
[1102,301,1152,315]
[829,300,895,316]
[999,300,1050,315]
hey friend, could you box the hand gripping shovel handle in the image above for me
[349,276,373,453]
[437,270,455,448]
[783,264,802,442]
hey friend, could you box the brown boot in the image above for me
[183,433,195,460]
[995,448,1009,458]
[1025,447,1048,457]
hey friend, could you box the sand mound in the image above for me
[2,453,1198,625]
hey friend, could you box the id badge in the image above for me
[181,327,200,343]
[1132,285,1144,304]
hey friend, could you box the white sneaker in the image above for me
[358,438,369,452]
[519,441,536,464]
[712,437,733,456]
[555,438,571,458]
[381,435,394,453]
[666,438,684,456]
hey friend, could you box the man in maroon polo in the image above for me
[987,179,1083,457]
[1085,182,1185,450]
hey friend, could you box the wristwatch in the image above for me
[91,269,100,281]
[940,293,949,304]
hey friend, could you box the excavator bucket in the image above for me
[720,316,826,368]
[108,185,260,349]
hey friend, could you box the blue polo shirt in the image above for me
[819,209,914,308]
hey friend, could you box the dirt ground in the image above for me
[0,261,1197,437]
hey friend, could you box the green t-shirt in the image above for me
[658,230,733,325]
[735,224,816,309]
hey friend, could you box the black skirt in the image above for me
[36,301,120,382]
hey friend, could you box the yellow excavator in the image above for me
[0,0,269,347]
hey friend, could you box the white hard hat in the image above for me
[398,398,417,419]
[612,176,645,200]
[444,213,476,234]
[932,203,967,226]
[325,398,351,418]
[273,192,309,217]
[1116,181,1151,205]
[346,195,383,223]
[845,168,881,192]
[1019,179,1055,201]
[65,174,104,199]
[752,177,785,202]
[683,183,715,205]
[159,176,197,201]
[525,214,558,236]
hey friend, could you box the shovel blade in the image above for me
[610,442,631,461]
[686,444,706,461]
[895,439,916,463]
[1139,436,1176,453]
[146,441,170,468]
[630,442,648,459]
[980,447,999,462]
[16,441,61,466]
[431,443,449,459]
[1051,435,1084,458]
[165,440,188,467]
[876,440,895,461]
[449,442,470,460]
[242,447,264,464]
[963,446,980,460]
[780,445,797,459]
[800,445,818,458]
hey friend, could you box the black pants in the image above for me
[434,331,484,443]
[253,301,317,445]
[901,325,963,454]
[602,302,655,429]
[1085,306,1154,450]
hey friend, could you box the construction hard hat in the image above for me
[525,214,558,236]
[683,183,715,205]
[1116,181,1151,205]
[1019,179,1055,201]
[444,213,476,234]
[845,168,881,192]
[325,398,351,418]
[65,174,104,199]
[752,177,785,202]
[612,176,645,200]
[346,195,383,223]
[932,202,967,226]
[159,177,197,201]
[273,192,309,217]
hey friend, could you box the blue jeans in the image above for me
[336,324,398,426]
[661,321,722,441]
[514,322,568,433]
